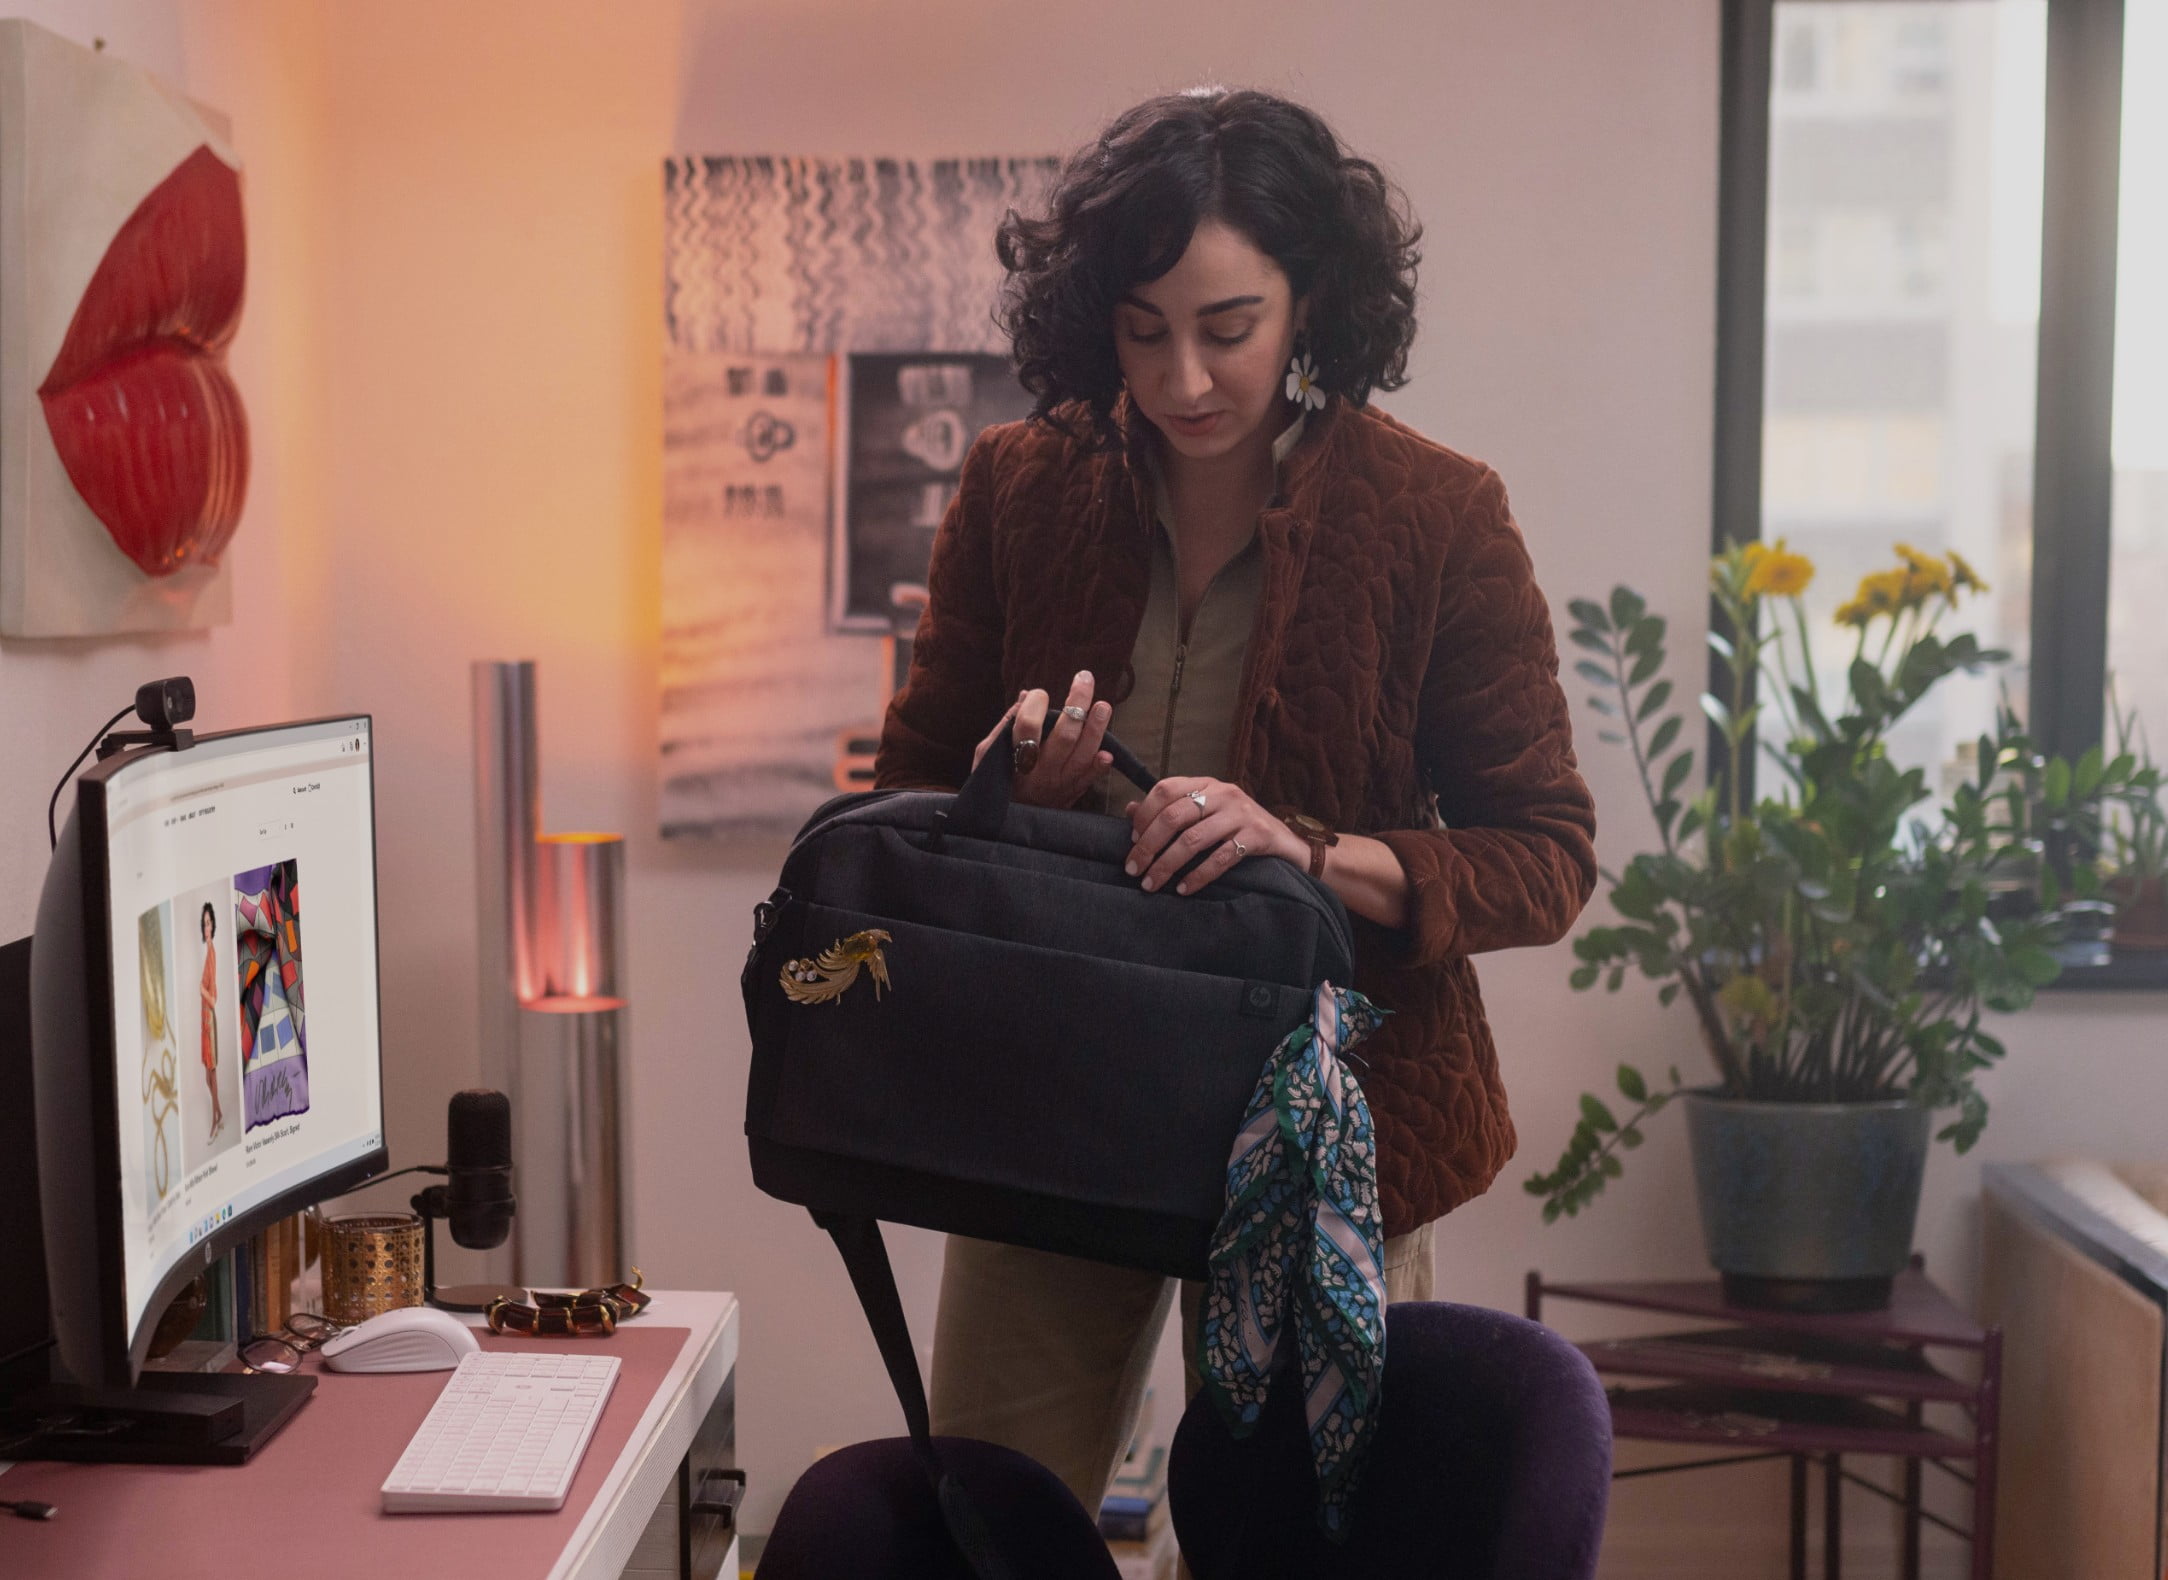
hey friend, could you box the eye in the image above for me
[1123,326,1167,346]
[1206,330,1253,348]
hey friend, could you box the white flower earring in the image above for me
[1286,342,1327,411]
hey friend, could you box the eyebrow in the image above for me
[1117,293,1267,318]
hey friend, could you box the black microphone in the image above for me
[444,1088,515,1251]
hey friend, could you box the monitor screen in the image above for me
[101,717,385,1343]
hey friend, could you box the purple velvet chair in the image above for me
[757,1435,1120,1580]
[759,1301,1610,1579]
[1170,1301,1613,1579]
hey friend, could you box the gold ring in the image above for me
[1230,838,1249,859]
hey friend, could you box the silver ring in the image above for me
[1230,838,1249,859]
[1061,705,1088,723]
[1187,788,1208,814]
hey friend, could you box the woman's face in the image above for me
[201,910,212,942]
[1114,218,1305,465]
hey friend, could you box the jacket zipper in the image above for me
[1158,640,1186,778]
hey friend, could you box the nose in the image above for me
[1168,336,1212,405]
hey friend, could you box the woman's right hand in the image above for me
[970,670,1114,808]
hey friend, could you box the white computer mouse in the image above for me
[321,1304,482,1373]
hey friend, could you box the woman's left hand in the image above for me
[1124,777,1307,896]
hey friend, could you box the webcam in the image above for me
[135,677,196,732]
[93,675,197,761]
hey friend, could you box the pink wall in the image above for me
[4,2,2154,1566]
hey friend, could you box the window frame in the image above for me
[1712,0,2152,986]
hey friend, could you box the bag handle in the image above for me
[945,717,1159,841]
[812,1211,1016,1580]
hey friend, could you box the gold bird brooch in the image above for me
[780,929,893,1006]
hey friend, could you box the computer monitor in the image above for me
[29,716,388,1413]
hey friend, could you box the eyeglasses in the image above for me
[486,1269,651,1338]
[239,1311,349,1374]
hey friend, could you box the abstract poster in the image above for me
[0,20,246,637]
[235,860,307,1130]
[659,155,1056,838]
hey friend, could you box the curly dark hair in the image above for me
[200,902,216,940]
[997,87,1421,445]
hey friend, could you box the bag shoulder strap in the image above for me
[811,1211,1017,1580]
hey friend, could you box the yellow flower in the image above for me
[1744,540,1815,599]
[1894,543,1954,607]
[1717,974,1777,1026]
[1948,549,1988,594]
[1838,563,1907,619]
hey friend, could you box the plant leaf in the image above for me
[1617,1064,1648,1102]
[1649,715,1683,756]
[1637,680,1674,721]
[1662,752,1694,797]
[1580,1094,1619,1133]
[1569,598,1611,633]
[1610,587,1648,628]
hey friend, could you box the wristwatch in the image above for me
[1284,813,1339,879]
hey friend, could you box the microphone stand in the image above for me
[411,1168,526,1313]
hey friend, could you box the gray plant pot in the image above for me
[1684,1091,1931,1313]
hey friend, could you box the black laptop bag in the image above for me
[740,726,1353,1570]
[742,724,1353,1279]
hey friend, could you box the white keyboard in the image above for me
[380,1350,621,1513]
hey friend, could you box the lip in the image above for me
[1162,411,1225,437]
[37,144,248,579]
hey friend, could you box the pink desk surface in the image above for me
[0,1325,692,1580]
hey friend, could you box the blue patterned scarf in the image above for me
[1195,983,1389,1539]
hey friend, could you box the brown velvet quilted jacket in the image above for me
[875,395,1598,1235]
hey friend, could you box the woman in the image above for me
[875,87,1598,1512]
[200,901,224,1142]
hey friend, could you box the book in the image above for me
[1105,1519,1177,1580]
[1099,1443,1169,1542]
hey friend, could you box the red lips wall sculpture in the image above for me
[36,144,248,579]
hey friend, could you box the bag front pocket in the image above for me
[757,900,1307,1226]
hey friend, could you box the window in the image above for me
[1758,2,2043,785]
[1716,0,2155,982]
[2107,0,2167,756]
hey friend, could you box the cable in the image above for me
[46,704,134,850]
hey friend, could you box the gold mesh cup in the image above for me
[318,1211,425,1323]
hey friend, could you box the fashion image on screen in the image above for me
[236,859,308,1130]
[177,879,241,1171]
[135,900,182,1209]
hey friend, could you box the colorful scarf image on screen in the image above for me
[235,860,308,1129]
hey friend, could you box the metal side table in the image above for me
[1529,1261,2000,1580]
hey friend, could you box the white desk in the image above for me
[0,1290,739,1580]
[543,1291,740,1580]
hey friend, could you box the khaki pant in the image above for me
[926,1224,1436,1514]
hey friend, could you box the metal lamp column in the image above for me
[473,661,631,1293]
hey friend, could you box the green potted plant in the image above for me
[1526,541,2150,1310]
[2104,687,2168,953]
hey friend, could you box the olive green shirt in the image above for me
[1104,415,1307,804]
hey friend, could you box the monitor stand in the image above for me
[6,1370,314,1465]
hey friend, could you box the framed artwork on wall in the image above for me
[0,20,248,638]
[832,351,1033,634]
[658,155,1055,838]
